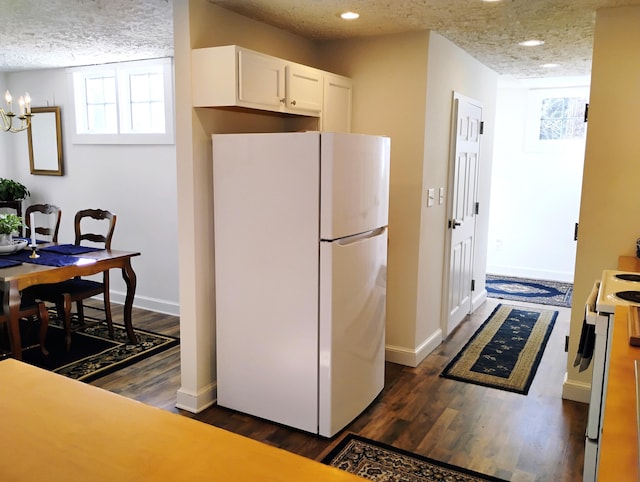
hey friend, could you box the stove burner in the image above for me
[615,274,640,282]
[615,291,640,303]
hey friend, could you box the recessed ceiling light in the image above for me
[542,63,560,68]
[340,11,359,20]
[519,39,545,47]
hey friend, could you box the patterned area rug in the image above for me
[16,313,179,382]
[441,304,557,394]
[322,433,507,482]
[486,274,573,308]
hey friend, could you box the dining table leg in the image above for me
[121,259,138,344]
[4,281,23,360]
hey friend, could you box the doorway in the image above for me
[486,80,589,284]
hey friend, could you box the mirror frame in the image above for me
[27,106,64,176]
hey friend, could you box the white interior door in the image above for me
[446,93,482,335]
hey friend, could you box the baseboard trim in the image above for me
[385,330,442,367]
[471,289,487,312]
[108,291,180,317]
[176,382,217,413]
[561,372,590,403]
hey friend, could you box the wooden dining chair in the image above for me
[0,296,51,358]
[31,209,117,350]
[25,203,62,243]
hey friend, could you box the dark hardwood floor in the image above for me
[90,298,587,482]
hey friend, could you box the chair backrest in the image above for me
[74,209,116,249]
[25,203,62,243]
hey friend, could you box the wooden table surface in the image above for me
[598,256,640,480]
[0,248,140,359]
[0,359,362,481]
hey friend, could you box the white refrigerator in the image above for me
[212,131,390,437]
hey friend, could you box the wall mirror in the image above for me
[27,106,63,176]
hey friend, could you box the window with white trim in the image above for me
[70,58,174,144]
[524,86,589,153]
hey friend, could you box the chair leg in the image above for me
[76,300,85,325]
[37,303,50,357]
[104,299,114,340]
[63,294,73,351]
[103,272,114,338]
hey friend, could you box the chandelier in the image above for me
[1,90,33,133]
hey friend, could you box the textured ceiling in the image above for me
[0,0,173,72]
[209,0,640,78]
[2,0,640,78]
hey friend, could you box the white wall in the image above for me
[2,68,179,315]
[0,72,10,162]
[419,32,498,340]
[487,80,588,282]
[564,5,640,402]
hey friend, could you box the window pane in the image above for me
[539,96,587,140]
[149,73,164,101]
[104,77,117,103]
[130,103,150,131]
[150,102,165,132]
[130,74,150,102]
[86,78,105,103]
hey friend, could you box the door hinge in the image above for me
[475,202,480,215]
[479,121,484,135]
[574,222,579,241]
[584,103,589,123]
[471,279,475,291]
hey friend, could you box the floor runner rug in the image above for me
[486,274,573,307]
[14,314,179,382]
[441,304,557,394]
[322,433,507,482]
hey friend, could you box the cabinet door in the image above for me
[238,49,286,110]
[322,73,352,132]
[286,63,323,114]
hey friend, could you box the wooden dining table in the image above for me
[0,359,363,481]
[0,245,141,359]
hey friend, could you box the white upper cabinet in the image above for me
[322,73,352,133]
[191,45,350,131]
[237,48,286,110]
[285,63,323,114]
[192,45,322,116]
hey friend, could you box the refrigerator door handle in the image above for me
[333,227,387,246]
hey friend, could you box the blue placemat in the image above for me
[0,258,22,268]
[4,249,83,267]
[40,244,104,255]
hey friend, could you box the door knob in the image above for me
[450,219,461,229]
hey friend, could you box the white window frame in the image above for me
[524,86,589,153]
[68,58,175,145]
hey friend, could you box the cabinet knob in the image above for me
[290,100,297,106]
[280,98,286,104]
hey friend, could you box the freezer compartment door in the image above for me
[320,132,390,240]
[318,227,387,437]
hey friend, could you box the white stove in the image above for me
[597,270,640,314]
[583,269,640,481]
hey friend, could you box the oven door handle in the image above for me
[585,280,600,325]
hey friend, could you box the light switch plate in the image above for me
[439,187,445,204]
[427,188,435,207]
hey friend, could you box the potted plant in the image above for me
[0,213,23,246]
[0,178,29,201]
